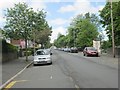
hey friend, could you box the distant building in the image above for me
[11,39,34,49]
[93,40,101,53]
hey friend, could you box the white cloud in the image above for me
[49,18,69,26]
[0,0,28,9]
[101,30,108,41]
[0,0,47,28]
[50,27,67,43]
[28,0,46,11]
[58,0,105,14]
[59,5,75,12]
[0,0,46,12]
[0,16,6,23]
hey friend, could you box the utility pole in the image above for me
[33,22,35,56]
[73,29,77,47]
[34,31,35,55]
[110,0,115,58]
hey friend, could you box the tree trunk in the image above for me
[25,38,28,61]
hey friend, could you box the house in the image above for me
[11,39,34,49]
[93,40,101,53]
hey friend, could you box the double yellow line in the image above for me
[3,80,28,90]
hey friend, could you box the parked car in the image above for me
[33,49,52,65]
[77,47,84,52]
[83,47,99,57]
[64,48,71,52]
[70,47,78,53]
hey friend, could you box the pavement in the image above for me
[1,56,33,88]
[77,52,119,69]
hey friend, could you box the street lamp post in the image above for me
[110,0,115,58]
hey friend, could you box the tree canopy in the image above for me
[54,13,99,48]
[3,3,52,60]
[99,1,120,46]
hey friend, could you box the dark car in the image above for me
[70,47,78,53]
[83,47,99,57]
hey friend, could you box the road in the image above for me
[4,50,118,89]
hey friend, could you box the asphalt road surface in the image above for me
[4,50,118,89]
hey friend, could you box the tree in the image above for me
[3,3,52,61]
[54,13,99,48]
[76,19,98,47]
[4,3,34,61]
[54,33,67,48]
[29,10,52,48]
[99,1,120,46]
[67,13,99,48]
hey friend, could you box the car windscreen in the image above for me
[88,47,97,51]
[36,50,50,55]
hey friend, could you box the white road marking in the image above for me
[50,76,53,79]
[69,77,73,81]
[0,61,33,89]
[75,85,80,90]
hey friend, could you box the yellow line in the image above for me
[4,81,17,89]
[3,80,28,90]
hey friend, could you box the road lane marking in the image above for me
[4,81,16,89]
[50,76,53,79]
[0,61,33,89]
[4,80,28,90]
[75,85,80,90]
[69,77,73,81]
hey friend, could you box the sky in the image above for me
[0,0,107,43]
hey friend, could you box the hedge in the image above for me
[2,39,17,53]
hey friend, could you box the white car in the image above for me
[33,49,52,65]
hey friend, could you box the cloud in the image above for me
[101,30,108,41]
[0,0,47,28]
[49,18,69,26]
[0,0,28,9]
[58,0,105,14]
[50,27,67,43]
[0,0,46,12]
[58,5,75,12]
[28,0,46,11]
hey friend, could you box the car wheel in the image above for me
[96,54,99,57]
[85,54,88,57]
[33,64,36,66]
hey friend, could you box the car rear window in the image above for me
[36,50,50,55]
[88,47,97,51]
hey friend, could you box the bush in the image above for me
[23,51,32,56]
[2,39,17,53]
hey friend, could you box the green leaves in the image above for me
[99,1,120,46]
[54,13,99,48]
[3,3,52,46]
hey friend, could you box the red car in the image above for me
[83,47,99,57]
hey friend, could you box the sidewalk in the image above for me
[78,52,118,69]
[98,53,118,69]
[2,56,33,85]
